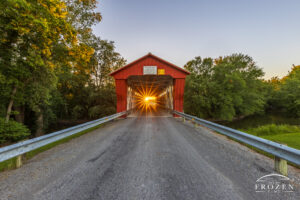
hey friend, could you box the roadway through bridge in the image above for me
[0,113,299,200]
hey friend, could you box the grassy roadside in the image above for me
[224,137,300,169]
[188,120,300,168]
[225,124,300,168]
[262,133,300,150]
[209,133,300,169]
[0,123,105,172]
[241,124,300,150]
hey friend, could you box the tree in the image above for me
[184,54,266,121]
[0,0,76,126]
[90,38,126,88]
[55,36,126,120]
[277,65,300,117]
[184,57,214,118]
[0,0,126,142]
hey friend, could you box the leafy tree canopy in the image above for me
[184,54,265,121]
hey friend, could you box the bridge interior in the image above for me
[127,75,173,116]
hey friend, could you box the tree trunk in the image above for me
[5,86,17,123]
[35,109,44,137]
[14,105,25,123]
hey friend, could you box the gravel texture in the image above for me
[0,116,299,200]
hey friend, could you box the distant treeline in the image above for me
[183,54,300,121]
[0,0,125,144]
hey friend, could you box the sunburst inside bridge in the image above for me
[133,85,160,113]
[126,75,175,115]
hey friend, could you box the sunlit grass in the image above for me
[262,133,300,150]
[210,123,300,168]
[242,124,300,136]
[241,124,300,150]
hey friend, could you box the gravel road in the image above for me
[0,116,299,200]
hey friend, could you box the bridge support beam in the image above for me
[173,78,185,117]
[115,79,127,116]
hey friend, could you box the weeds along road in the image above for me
[0,116,299,200]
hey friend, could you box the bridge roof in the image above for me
[110,53,190,79]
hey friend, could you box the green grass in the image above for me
[243,124,300,136]
[262,133,300,150]
[240,124,300,168]
[0,123,105,172]
[214,132,300,169]
[209,123,300,168]
[241,124,300,150]
[0,157,18,172]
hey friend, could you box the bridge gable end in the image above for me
[110,53,190,79]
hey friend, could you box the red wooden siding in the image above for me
[173,78,185,112]
[115,79,127,113]
[111,54,189,79]
[110,53,190,114]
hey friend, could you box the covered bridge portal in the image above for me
[110,53,190,115]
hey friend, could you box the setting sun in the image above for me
[132,85,160,113]
[144,96,156,102]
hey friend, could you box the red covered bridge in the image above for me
[110,53,190,115]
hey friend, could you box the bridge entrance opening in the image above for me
[127,75,173,116]
[110,53,190,117]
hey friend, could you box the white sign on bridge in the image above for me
[143,66,157,75]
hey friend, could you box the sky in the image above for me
[93,0,300,79]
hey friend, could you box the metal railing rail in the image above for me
[173,110,300,167]
[0,111,127,163]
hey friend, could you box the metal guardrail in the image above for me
[0,111,127,163]
[173,110,300,166]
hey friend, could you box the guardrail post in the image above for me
[183,117,185,122]
[274,143,288,176]
[16,155,22,168]
[191,118,198,128]
[274,156,287,176]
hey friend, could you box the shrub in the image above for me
[0,118,31,144]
